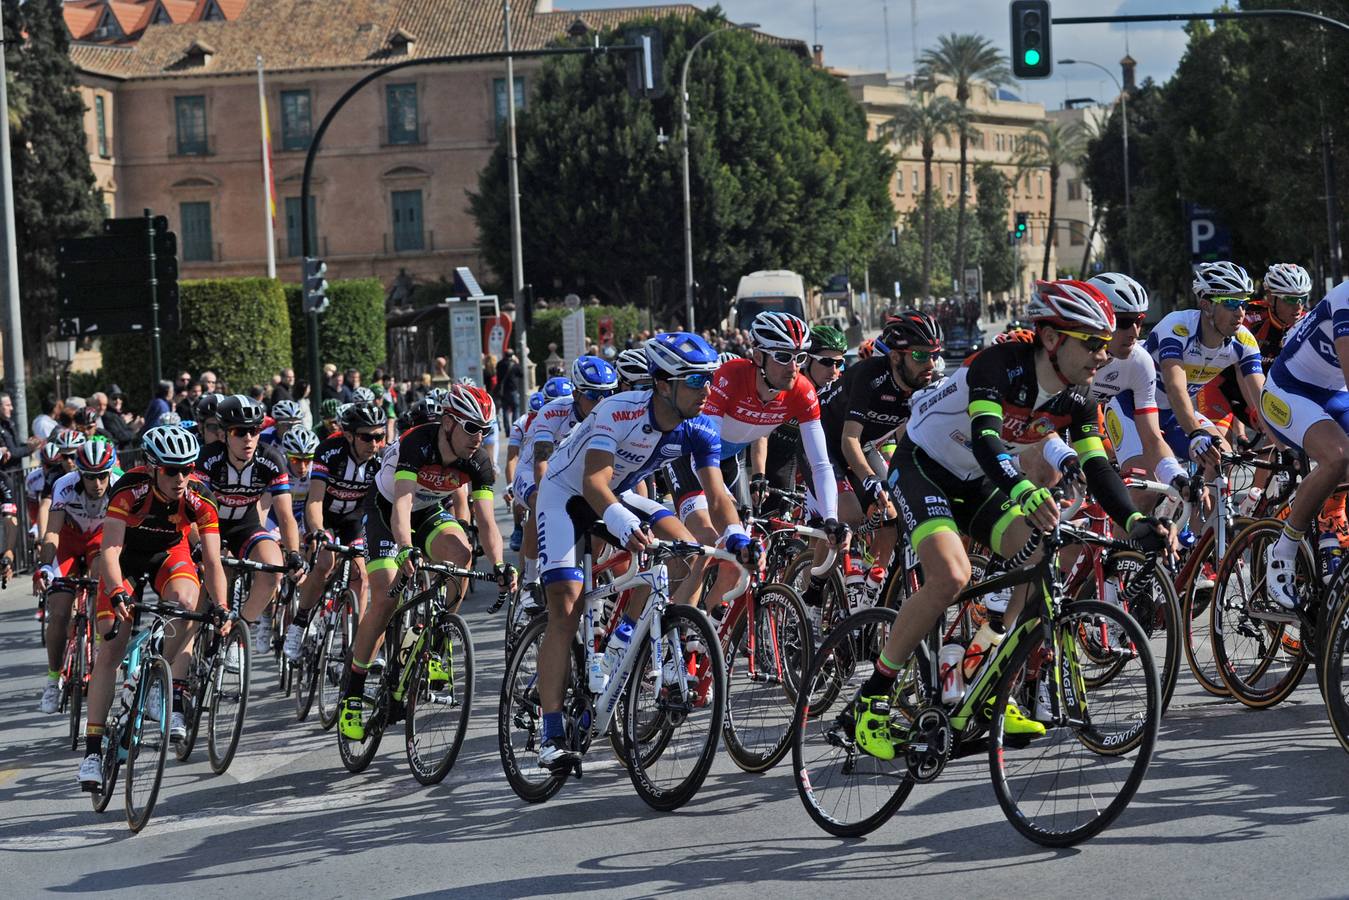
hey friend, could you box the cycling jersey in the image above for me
[513,397,580,503]
[49,470,116,536]
[507,412,533,450]
[374,422,495,511]
[1143,309,1262,411]
[196,440,290,523]
[266,467,310,533]
[1090,342,1158,413]
[820,356,917,447]
[311,436,379,523]
[541,390,720,497]
[1261,283,1349,449]
[258,425,281,447]
[106,467,219,557]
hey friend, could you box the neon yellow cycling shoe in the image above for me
[338,696,366,741]
[999,699,1046,737]
[853,695,900,761]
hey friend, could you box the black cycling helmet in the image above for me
[195,392,225,422]
[217,394,266,429]
[341,400,388,430]
[880,310,943,351]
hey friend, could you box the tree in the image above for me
[883,92,959,299]
[469,11,893,328]
[972,163,1016,293]
[4,0,103,367]
[918,34,1010,291]
[1015,119,1086,279]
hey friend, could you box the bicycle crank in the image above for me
[905,706,952,783]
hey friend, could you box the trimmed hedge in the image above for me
[101,278,291,407]
[285,278,386,378]
[526,305,643,378]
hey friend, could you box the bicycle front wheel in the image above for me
[1320,588,1349,754]
[1180,530,1228,696]
[406,613,475,785]
[989,600,1159,847]
[125,656,172,833]
[317,591,356,731]
[66,634,86,753]
[497,612,576,803]
[207,626,250,775]
[620,605,725,811]
[723,582,813,773]
[295,617,320,722]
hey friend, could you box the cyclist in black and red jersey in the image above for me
[196,395,303,656]
[282,400,387,661]
[78,425,230,789]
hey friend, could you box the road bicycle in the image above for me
[52,576,100,752]
[295,538,364,727]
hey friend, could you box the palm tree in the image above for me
[883,93,959,299]
[1075,112,1108,279]
[1015,119,1088,279]
[918,34,1011,292]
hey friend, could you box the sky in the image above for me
[556,0,1195,109]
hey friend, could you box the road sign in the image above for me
[56,216,179,337]
[1185,203,1232,261]
[449,303,484,385]
[963,266,982,298]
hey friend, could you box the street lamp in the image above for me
[46,334,76,400]
[681,21,759,333]
[1058,58,1130,271]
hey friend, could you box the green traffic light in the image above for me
[1023,48,1041,66]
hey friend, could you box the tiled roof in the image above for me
[63,3,103,41]
[69,0,805,78]
[63,0,249,44]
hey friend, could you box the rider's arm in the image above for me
[798,418,839,520]
[580,448,648,551]
[38,507,65,566]
[471,491,505,567]
[390,476,417,549]
[532,440,554,485]
[197,529,230,612]
[504,443,519,484]
[272,491,300,552]
[1160,359,1207,436]
[99,516,127,594]
[304,478,326,535]
[36,495,51,540]
[748,436,767,479]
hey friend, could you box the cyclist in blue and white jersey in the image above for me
[1260,279,1349,611]
[265,428,319,537]
[513,377,575,581]
[259,399,304,449]
[531,332,757,771]
[506,391,546,552]
[1141,261,1267,469]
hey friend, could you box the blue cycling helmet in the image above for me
[645,332,720,378]
[529,391,546,412]
[571,355,618,392]
[543,377,574,400]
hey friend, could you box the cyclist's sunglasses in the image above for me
[1056,328,1110,352]
[766,350,808,366]
[455,420,490,436]
[353,430,387,443]
[287,455,314,465]
[158,464,194,478]
[907,348,940,364]
[580,388,616,401]
[1274,293,1309,305]
[1115,314,1145,329]
[670,372,714,389]
[809,355,845,369]
[228,426,261,438]
[1212,296,1249,311]
[81,472,110,482]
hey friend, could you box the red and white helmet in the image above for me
[750,311,811,351]
[1027,280,1116,334]
[443,383,494,427]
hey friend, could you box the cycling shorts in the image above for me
[1105,393,1212,464]
[364,495,463,573]
[535,480,672,585]
[220,516,279,560]
[511,471,537,509]
[54,523,103,581]
[665,453,742,521]
[887,436,1021,555]
[1260,368,1349,452]
[97,542,198,619]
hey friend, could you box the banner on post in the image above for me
[483,312,512,360]
[449,304,484,386]
[562,310,587,364]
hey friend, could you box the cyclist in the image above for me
[282,402,386,661]
[34,437,119,715]
[615,348,654,392]
[1259,278,1349,612]
[195,393,226,447]
[812,311,945,606]
[760,323,848,512]
[319,398,342,436]
[80,425,230,787]
[267,427,319,537]
[505,390,547,552]
[260,399,304,448]
[336,384,516,740]
[28,430,85,540]
[1142,261,1267,470]
[196,395,303,656]
[532,332,756,771]
[857,281,1169,758]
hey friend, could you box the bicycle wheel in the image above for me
[1211,520,1310,708]
[1321,587,1349,754]
[791,606,915,837]
[175,641,210,762]
[619,605,725,811]
[90,731,119,814]
[406,613,475,785]
[723,582,813,773]
[1180,530,1228,697]
[207,626,250,774]
[317,590,356,731]
[989,600,1159,847]
[66,635,86,753]
[295,617,320,722]
[783,550,846,635]
[337,680,387,774]
[125,657,172,833]
[498,613,579,803]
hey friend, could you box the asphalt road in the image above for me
[2,500,1348,898]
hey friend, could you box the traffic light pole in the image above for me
[0,30,27,441]
[297,42,652,424]
[145,209,162,383]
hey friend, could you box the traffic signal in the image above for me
[303,256,329,314]
[624,28,665,98]
[57,214,180,336]
[1010,0,1053,79]
[1014,212,1028,240]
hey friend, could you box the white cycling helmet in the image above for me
[271,399,303,424]
[749,311,811,351]
[142,424,200,467]
[1087,273,1148,315]
[280,427,319,457]
[1192,261,1254,299]
[717,351,739,366]
[1264,263,1312,297]
[615,348,653,386]
[1027,280,1116,334]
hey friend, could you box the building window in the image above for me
[996,133,1003,152]
[285,196,317,257]
[391,189,424,251]
[911,170,919,193]
[1067,178,1083,202]
[386,83,420,144]
[1037,175,1044,197]
[1069,222,1085,246]
[493,76,525,130]
[280,90,311,152]
[946,172,954,194]
[896,170,904,194]
[202,0,225,21]
[95,95,109,158]
[179,201,213,261]
[175,95,208,155]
